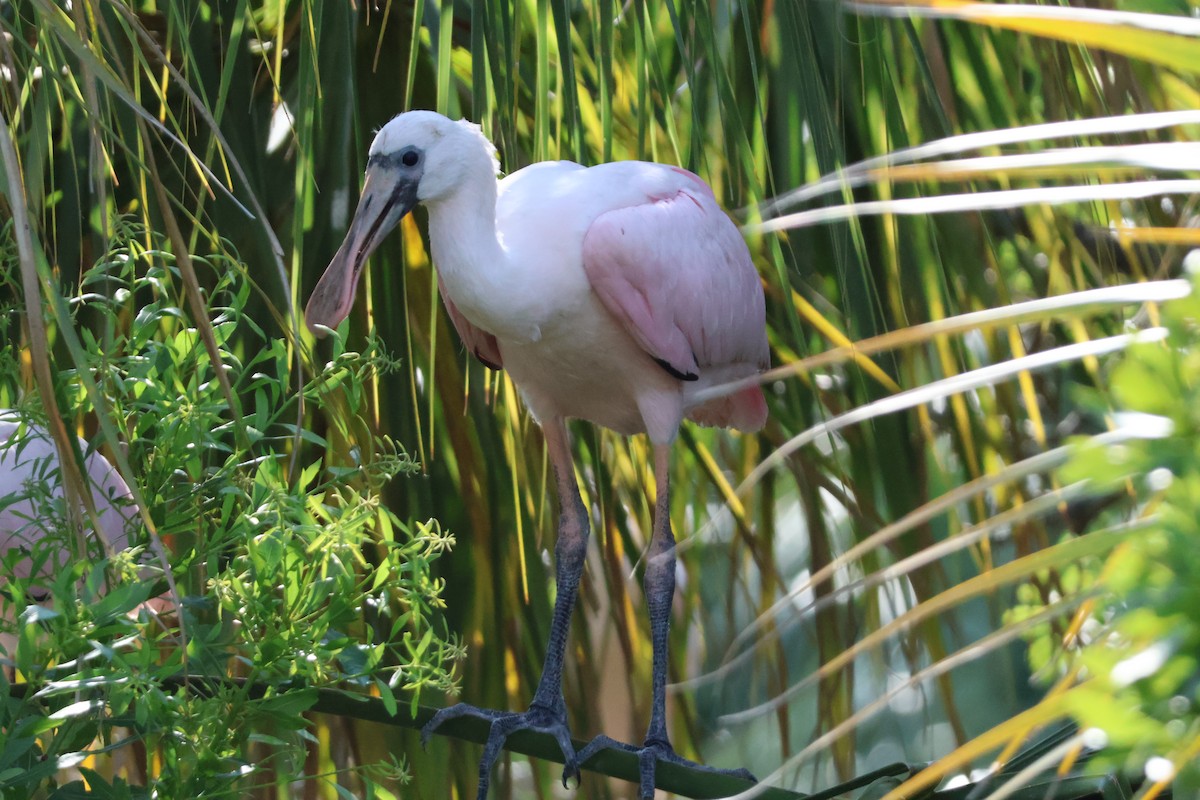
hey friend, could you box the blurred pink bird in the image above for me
[0,413,142,668]
[305,110,768,799]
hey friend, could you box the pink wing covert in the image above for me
[582,172,770,431]
[437,274,503,370]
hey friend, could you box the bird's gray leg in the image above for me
[576,443,756,799]
[643,442,677,750]
[420,418,584,798]
[529,418,590,718]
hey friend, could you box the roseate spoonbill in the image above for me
[305,110,768,799]
[0,413,141,667]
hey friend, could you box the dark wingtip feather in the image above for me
[475,350,502,371]
[653,357,699,382]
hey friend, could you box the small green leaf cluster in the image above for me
[0,220,459,798]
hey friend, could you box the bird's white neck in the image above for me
[425,167,541,342]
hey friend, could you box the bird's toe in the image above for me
[579,734,756,798]
[731,766,758,782]
[420,702,503,749]
[418,712,443,749]
[423,702,579,799]
[556,736,581,787]
[560,758,579,789]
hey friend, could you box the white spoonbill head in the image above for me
[304,111,498,336]
[371,111,499,202]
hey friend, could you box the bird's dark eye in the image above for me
[401,149,420,167]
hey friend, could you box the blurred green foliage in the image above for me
[1048,268,1200,796]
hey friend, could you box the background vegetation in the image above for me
[1,0,1198,798]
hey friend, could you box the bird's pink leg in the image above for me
[576,443,756,799]
[420,417,585,798]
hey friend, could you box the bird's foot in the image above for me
[420,701,580,799]
[576,734,756,800]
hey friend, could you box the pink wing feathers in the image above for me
[437,274,503,370]
[581,172,770,431]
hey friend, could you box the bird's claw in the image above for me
[577,734,756,800]
[420,702,580,799]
